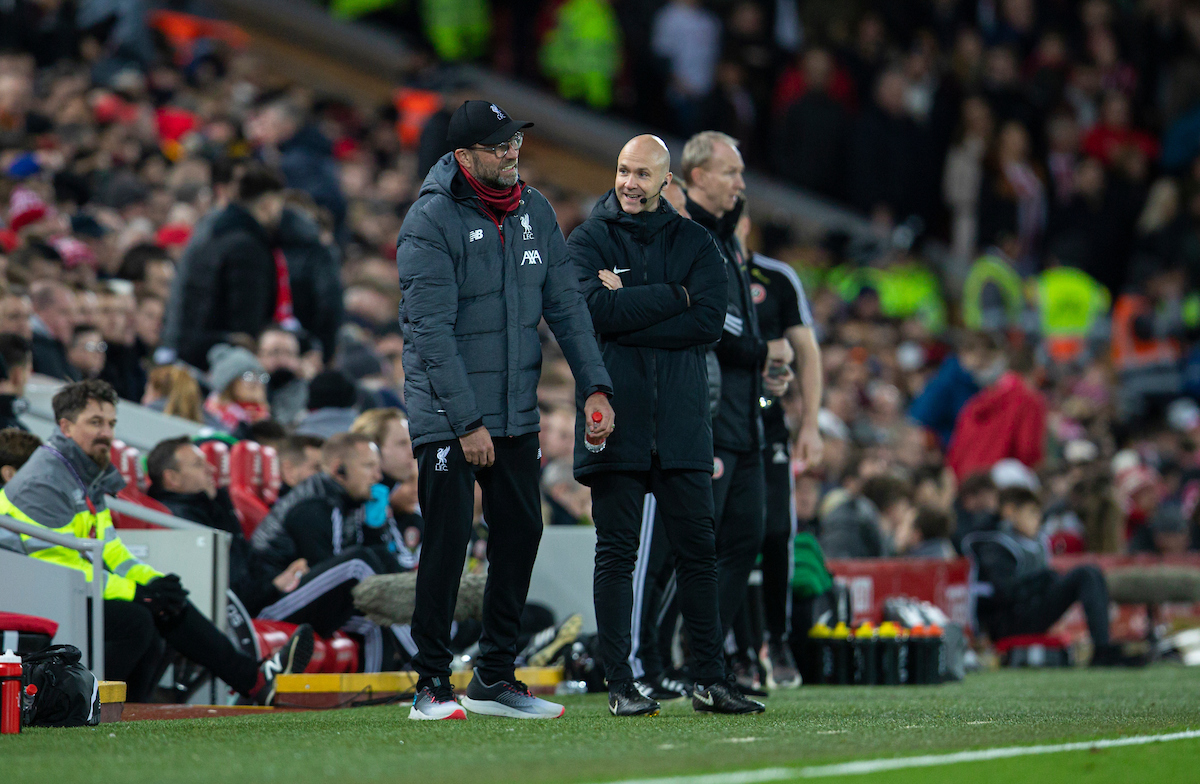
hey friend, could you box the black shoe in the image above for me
[729,654,769,696]
[255,623,315,706]
[693,680,765,714]
[1091,643,1149,668]
[728,671,769,698]
[767,640,802,689]
[636,673,691,702]
[609,680,660,717]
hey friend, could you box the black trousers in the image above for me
[257,546,392,637]
[760,441,795,644]
[411,433,542,684]
[591,462,725,684]
[105,599,258,702]
[630,494,675,681]
[992,566,1111,646]
[712,447,766,634]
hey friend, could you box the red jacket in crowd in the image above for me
[946,372,1047,480]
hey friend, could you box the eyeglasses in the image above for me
[241,371,270,385]
[83,340,107,353]
[470,131,523,158]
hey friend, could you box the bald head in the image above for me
[615,135,672,215]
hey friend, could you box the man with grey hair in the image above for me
[679,131,792,691]
[570,134,763,715]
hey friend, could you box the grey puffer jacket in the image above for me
[396,153,612,448]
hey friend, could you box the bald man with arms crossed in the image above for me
[570,135,765,717]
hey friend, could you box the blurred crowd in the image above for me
[2,0,1200,567]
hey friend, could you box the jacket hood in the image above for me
[280,124,333,156]
[685,194,745,244]
[277,206,321,246]
[418,152,526,204]
[970,372,1028,417]
[590,189,680,243]
[48,430,124,494]
[211,201,269,243]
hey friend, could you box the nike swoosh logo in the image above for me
[695,690,714,706]
[613,268,630,275]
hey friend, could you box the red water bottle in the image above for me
[584,410,606,453]
[0,649,22,734]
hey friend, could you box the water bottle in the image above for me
[585,410,606,453]
[807,623,833,684]
[0,649,22,734]
[852,623,877,686]
[830,622,851,685]
[877,622,902,685]
[927,625,946,685]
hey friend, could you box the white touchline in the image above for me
[600,730,1200,784]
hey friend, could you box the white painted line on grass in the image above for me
[605,729,1200,784]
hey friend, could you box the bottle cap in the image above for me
[592,411,602,423]
[909,624,926,637]
[831,622,850,638]
[878,621,899,638]
[808,623,832,638]
[0,649,20,663]
[929,625,944,636]
[854,623,876,639]
[24,684,36,696]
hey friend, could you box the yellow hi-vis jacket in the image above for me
[0,433,160,600]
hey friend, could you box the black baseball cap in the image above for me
[447,100,533,150]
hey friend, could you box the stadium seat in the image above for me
[110,440,141,490]
[0,611,57,655]
[260,446,281,506]
[993,633,1073,667]
[229,441,270,539]
[106,441,173,529]
[199,440,231,488]
[110,485,173,529]
[251,620,359,674]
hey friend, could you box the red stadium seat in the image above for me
[260,445,281,505]
[110,442,145,492]
[110,486,173,529]
[993,633,1073,667]
[229,441,270,538]
[199,440,231,488]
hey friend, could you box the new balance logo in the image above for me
[469,229,484,242]
[435,446,450,472]
[262,656,283,680]
[521,250,543,266]
[520,213,534,241]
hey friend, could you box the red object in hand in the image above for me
[0,649,21,734]
[585,410,606,453]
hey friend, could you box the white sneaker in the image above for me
[409,677,466,720]
[461,675,564,719]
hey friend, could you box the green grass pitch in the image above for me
[4,667,1200,784]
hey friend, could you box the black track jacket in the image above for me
[569,191,727,482]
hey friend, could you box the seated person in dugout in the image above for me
[0,379,314,701]
[967,487,1141,666]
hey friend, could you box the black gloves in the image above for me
[133,574,190,621]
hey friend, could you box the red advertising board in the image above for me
[827,554,1200,643]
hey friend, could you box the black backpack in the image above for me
[21,645,101,727]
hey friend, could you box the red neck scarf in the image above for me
[461,166,522,219]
